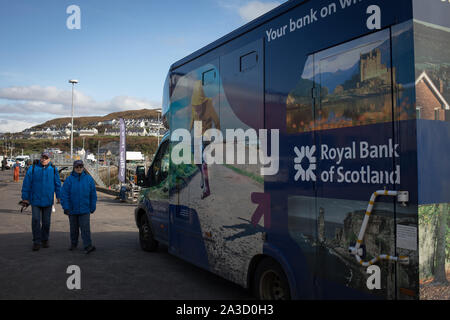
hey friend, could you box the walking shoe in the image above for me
[69,244,77,251]
[85,245,96,254]
[201,187,211,199]
[42,241,49,248]
[32,244,40,251]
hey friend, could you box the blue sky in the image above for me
[0,0,285,132]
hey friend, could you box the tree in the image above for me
[433,203,449,284]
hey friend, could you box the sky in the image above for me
[0,0,285,133]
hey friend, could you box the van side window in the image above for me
[202,69,216,86]
[240,51,258,72]
[149,141,170,186]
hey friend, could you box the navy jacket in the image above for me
[22,162,61,207]
[61,170,97,215]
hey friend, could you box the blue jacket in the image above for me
[61,170,97,215]
[22,162,61,207]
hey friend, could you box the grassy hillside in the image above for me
[7,136,160,157]
[32,109,161,130]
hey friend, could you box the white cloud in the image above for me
[0,85,161,126]
[0,101,67,116]
[237,1,281,23]
[217,0,283,23]
[0,119,38,133]
[0,85,78,105]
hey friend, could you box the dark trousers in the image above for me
[31,206,52,244]
[69,214,92,248]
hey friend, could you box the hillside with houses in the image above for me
[4,108,166,140]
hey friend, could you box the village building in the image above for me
[79,128,98,137]
[127,128,147,137]
[415,71,450,121]
[104,128,120,136]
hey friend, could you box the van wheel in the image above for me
[139,214,158,252]
[254,258,291,300]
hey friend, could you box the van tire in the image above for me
[139,214,158,252]
[253,258,291,300]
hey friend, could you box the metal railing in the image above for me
[30,153,107,188]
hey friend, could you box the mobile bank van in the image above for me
[135,0,450,299]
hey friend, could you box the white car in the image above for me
[15,157,29,168]
[6,159,15,168]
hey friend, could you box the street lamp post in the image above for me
[69,79,79,160]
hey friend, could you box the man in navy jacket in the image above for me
[61,160,97,254]
[21,152,61,251]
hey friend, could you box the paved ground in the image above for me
[0,169,253,300]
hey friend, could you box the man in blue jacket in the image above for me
[21,152,61,251]
[61,160,97,254]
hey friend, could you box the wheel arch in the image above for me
[247,245,298,299]
[135,205,147,228]
[246,254,267,291]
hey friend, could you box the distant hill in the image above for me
[31,109,161,130]
[414,21,450,67]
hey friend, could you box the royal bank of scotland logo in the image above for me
[294,146,317,182]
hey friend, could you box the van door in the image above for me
[220,39,264,130]
[312,29,399,299]
[146,140,170,244]
[169,61,220,270]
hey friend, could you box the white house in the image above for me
[79,128,98,136]
[126,151,145,161]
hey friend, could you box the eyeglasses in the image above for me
[41,156,49,160]
[75,166,84,169]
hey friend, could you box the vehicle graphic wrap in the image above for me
[138,0,450,300]
[168,63,265,286]
[413,0,450,299]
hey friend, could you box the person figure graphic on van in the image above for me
[189,80,221,199]
[12,160,21,182]
[61,160,97,254]
[21,152,61,251]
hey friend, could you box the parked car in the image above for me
[15,156,29,168]
[6,159,15,169]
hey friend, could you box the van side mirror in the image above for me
[136,166,146,187]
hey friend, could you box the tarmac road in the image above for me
[0,169,253,300]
